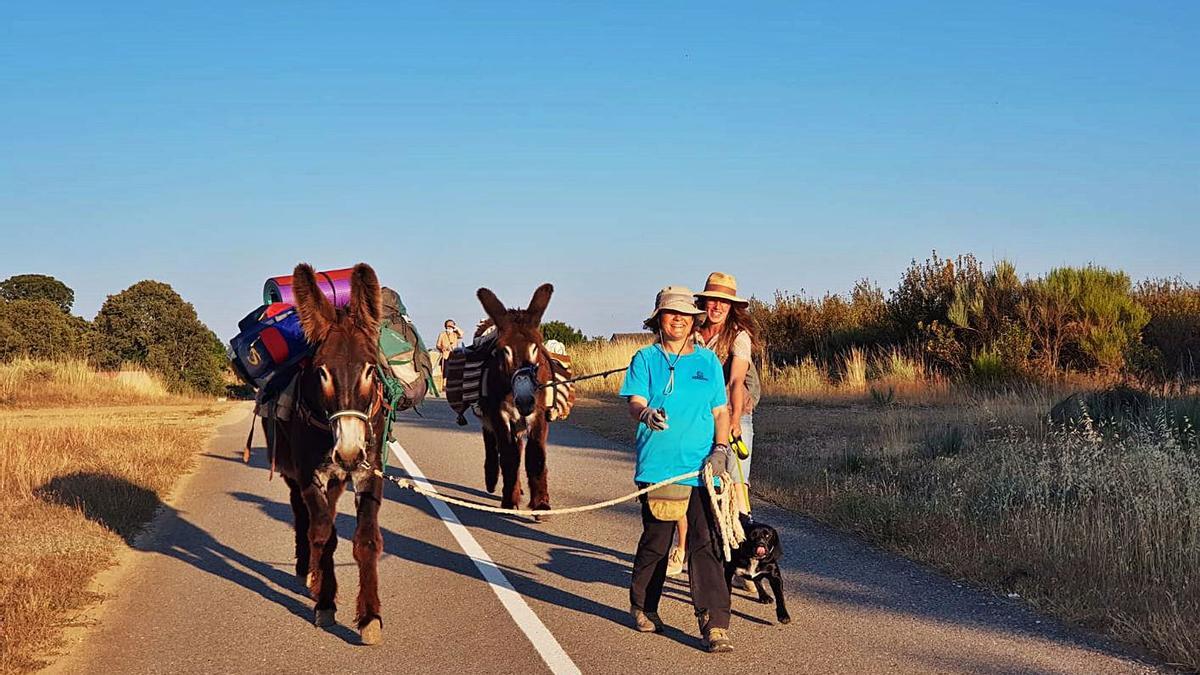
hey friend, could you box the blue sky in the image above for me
[1,1,1196,340]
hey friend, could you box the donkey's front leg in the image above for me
[353,475,384,645]
[303,479,344,627]
[524,422,551,515]
[499,436,523,510]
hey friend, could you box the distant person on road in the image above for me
[435,319,464,393]
[436,319,464,364]
[620,285,734,653]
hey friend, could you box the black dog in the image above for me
[726,515,790,624]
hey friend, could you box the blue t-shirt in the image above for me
[620,344,728,487]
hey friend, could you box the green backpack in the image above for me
[378,287,436,409]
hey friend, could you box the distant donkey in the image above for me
[475,284,558,517]
[270,262,389,645]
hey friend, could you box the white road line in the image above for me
[388,440,581,675]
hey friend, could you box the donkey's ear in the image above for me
[349,263,382,335]
[526,283,554,324]
[292,263,336,343]
[477,288,508,327]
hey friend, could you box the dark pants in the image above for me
[629,486,731,630]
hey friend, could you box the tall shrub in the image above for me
[0,299,91,362]
[1136,278,1200,379]
[0,274,75,313]
[1027,267,1148,373]
[92,281,225,394]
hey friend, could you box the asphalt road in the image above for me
[47,401,1158,674]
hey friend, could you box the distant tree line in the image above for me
[748,252,1200,382]
[0,274,226,394]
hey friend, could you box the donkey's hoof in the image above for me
[314,608,336,627]
[359,618,383,645]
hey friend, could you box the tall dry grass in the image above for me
[567,339,954,403]
[0,358,185,408]
[0,359,221,674]
[752,394,1200,670]
[567,340,644,396]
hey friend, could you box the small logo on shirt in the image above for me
[691,370,708,381]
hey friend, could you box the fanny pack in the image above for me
[646,483,692,521]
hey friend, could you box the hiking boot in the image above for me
[630,605,664,633]
[703,627,734,653]
[697,611,733,653]
[666,546,686,577]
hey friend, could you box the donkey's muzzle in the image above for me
[511,366,539,417]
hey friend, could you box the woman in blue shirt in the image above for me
[620,285,734,653]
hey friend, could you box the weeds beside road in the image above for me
[570,382,1200,671]
[0,360,223,674]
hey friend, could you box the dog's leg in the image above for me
[753,575,774,604]
[768,570,790,624]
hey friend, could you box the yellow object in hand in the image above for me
[730,433,750,460]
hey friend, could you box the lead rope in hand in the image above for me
[704,464,746,562]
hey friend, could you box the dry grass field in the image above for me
[0,360,222,674]
[566,339,1200,670]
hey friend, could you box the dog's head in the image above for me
[740,515,781,561]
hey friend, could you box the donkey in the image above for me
[270,262,388,645]
[476,284,556,517]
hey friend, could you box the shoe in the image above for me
[666,546,686,577]
[703,627,733,652]
[697,611,734,653]
[630,605,664,633]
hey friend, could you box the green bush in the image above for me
[0,299,91,362]
[540,320,585,346]
[92,281,225,394]
[0,274,75,313]
[1031,267,1148,373]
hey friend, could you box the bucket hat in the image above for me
[644,285,705,328]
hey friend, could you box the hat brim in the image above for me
[695,290,748,305]
[645,303,705,325]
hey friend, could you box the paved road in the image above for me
[49,401,1157,674]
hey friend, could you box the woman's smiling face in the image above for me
[659,310,695,341]
[704,298,731,327]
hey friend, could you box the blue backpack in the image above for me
[229,303,311,390]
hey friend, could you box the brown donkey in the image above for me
[476,284,556,516]
[270,262,388,645]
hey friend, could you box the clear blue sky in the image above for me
[2,1,1196,341]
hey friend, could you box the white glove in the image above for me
[639,406,669,431]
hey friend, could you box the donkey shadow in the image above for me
[230,482,712,651]
[35,470,362,643]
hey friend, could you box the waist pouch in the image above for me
[647,483,692,521]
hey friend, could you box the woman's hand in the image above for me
[731,417,743,440]
[639,406,669,431]
[706,443,731,477]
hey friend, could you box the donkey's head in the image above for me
[477,283,554,417]
[293,262,384,468]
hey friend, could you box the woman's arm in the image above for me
[712,404,730,446]
[628,395,650,422]
[727,355,749,434]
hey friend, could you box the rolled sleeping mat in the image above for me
[264,267,355,308]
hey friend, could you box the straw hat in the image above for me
[694,271,748,305]
[644,285,705,327]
